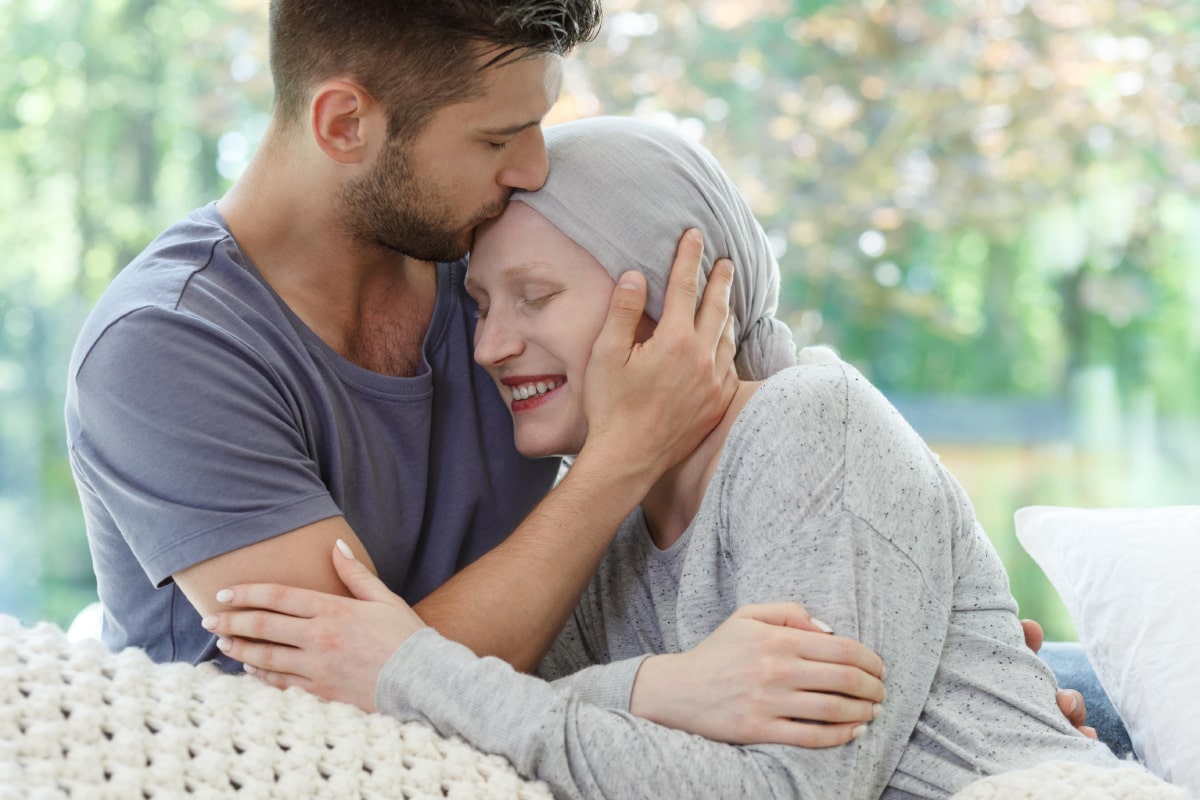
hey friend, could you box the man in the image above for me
[65,0,736,674]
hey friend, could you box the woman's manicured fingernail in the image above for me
[216,589,233,603]
[201,616,217,631]
[216,637,232,652]
[852,724,867,739]
[1064,692,1078,713]
[243,663,257,675]
[336,538,355,559]
[881,665,888,681]
[873,703,882,719]
[811,617,834,634]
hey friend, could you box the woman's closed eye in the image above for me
[523,290,563,311]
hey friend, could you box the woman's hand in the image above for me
[629,603,886,748]
[202,539,425,712]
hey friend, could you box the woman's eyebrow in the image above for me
[470,262,556,288]
[464,275,488,297]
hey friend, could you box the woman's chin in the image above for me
[518,446,566,460]
[515,438,578,461]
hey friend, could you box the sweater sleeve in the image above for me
[379,628,848,800]
[537,608,647,710]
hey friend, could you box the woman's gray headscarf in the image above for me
[512,116,798,380]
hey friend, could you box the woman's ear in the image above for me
[309,80,383,165]
[634,313,657,345]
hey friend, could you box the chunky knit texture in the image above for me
[2,613,1186,799]
[952,760,1190,800]
[0,615,551,799]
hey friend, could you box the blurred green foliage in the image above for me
[2,0,1198,640]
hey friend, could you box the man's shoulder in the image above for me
[72,205,276,358]
[106,203,250,309]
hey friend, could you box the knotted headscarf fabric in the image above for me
[513,116,798,380]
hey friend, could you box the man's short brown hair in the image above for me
[269,1,603,141]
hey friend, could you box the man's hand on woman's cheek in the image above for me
[203,539,425,713]
[579,228,739,483]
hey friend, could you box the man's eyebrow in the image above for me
[478,119,541,138]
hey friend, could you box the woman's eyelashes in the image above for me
[522,290,562,311]
[472,290,559,321]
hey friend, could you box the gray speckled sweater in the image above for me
[377,363,1117,799]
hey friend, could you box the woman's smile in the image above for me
[503,375,566,411]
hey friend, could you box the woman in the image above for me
[209,117,1129,798]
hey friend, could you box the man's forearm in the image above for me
[414,447,656,671]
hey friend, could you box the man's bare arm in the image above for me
[174,516,375,620]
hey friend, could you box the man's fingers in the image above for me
[657,228,705,327]
[1057,689,1088,729]
[1021,619,1045,653]
[591,271,648,363]
[716,314,737,372]
[696,257,735,349]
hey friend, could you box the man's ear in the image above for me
[310,80,384,165]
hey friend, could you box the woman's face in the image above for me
[466,202,616,459]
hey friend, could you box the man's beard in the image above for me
[339,138,507,262]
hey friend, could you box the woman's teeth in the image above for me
[512,380,560,401]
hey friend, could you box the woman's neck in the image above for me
[640,380,762,550]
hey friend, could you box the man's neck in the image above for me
[640,380,762,550]
[216,134,439,377]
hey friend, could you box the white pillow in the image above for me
[1015,506,1200,797]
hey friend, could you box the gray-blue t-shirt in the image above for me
[65,203,559,670]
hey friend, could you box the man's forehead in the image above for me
[443,53,562,130]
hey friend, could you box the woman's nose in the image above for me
[473,313,524,367]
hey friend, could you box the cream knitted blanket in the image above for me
[2,615,1187,799]
[0,615,551,799]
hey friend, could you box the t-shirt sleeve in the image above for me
[69,306,342,586]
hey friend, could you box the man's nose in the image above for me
[497,127,548,192]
